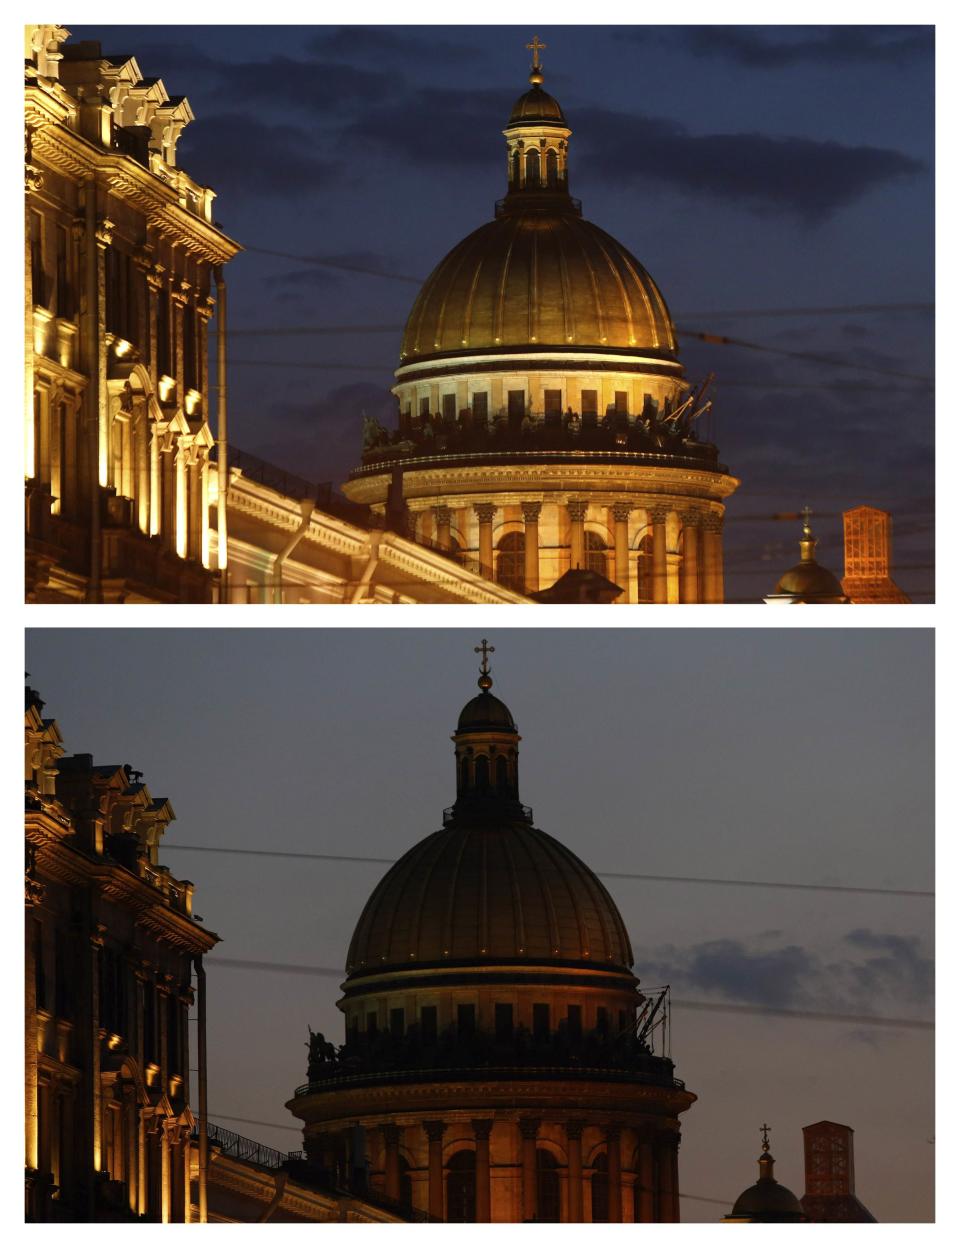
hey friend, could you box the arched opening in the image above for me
[511,149,521,189]
[546,148,559,187]
[474,754,489,792]
[591,1153,608,1222]
[637,534,654,603]
[538,1150,562,1222]
[459,754,471,794]
[446,1150,476,1222]
[398,1156,413,1212]
[495,755,509,793]
[585,531,609,579]
[496,532,526,593]
[525,148,541,189]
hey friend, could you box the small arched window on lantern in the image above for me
[459,754,471,793]
[495,755,509,793]
[546,148,559,188]
[511,149,521,189]
[474,754,490,792]
[525,148,541,189]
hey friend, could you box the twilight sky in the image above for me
[70,23,935,602]
[25,627,934,1221]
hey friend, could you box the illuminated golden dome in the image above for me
[398,55,678,366]
[400,214,678,363]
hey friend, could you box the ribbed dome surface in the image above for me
[508,84,566,126]
[399,213,678,363]
[732,1179,805,1219]
[774,560,845,600]
[457,690,516,732]
[346,819,634,974]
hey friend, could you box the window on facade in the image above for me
[596,1006,609,1036]
[538,1151,561,1221]
[474,754,489,791]
[157,292,171,376]
[511,150,521,188]
[54,929,75,1021]
[55,224,72,319]
[143,983,157,1064]
[544,389,562,418]
[591,1153,609,1222]
[496,532,526,593]
[366,1010,378,1035]
[30,211,46,307]
[419,395,431,419]
[619,1009,630,1034]
[420,1005,438,1042]
[637,534,654,603]
[390,1007,405,1038]
[495,1003,514,1041]
[446,1151,476,1221]
[34,919,46,1010]
[442,393,456,421]
[546,149,559,187]
[471,391,488,423]
[457,1003,476,1036]
[508,389,526,424]
[525,148,541,188]
[585,532,608,578]
[183,306,197,392]
[495,755,509,792]
[399,1157,413,1211]
[614,390,629,415]
[532,1003,550,1040]
[581,389,598,416]
[167,993,181,1075]
[567,1004,583,1038]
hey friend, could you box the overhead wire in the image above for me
[162,842,932,899]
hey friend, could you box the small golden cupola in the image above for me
[502,37,572,203]
[723,1124,807,1222]
[766,508,850,604]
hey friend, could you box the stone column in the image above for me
[637,1133,655,1222]
[472,1119,493,1222]
[519,1117,540,1222]
[670,1135,680,1222]
[606,1124,623,1223]
[381,1124,401,1202]
[521,502,541,593]
[702,513,724,603]
[434,505,452,551]
[145,263,163,389]
[160,1119,171,1223]
[24,893,41,1187]
[172,281,190,407]
[566,1120,584,1223]
[182,1129,192,1222]
[474,503,495,580]
[423,1120,445,1220]
[138,1110,148,1215]
[680,511,702,603]
[657,1135,677,1223]
[567,500,587,571]
[611,503,632,602]
[650,506,669,603]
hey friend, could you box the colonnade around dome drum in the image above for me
[303,1111,682,1222]
[406,495,725,603]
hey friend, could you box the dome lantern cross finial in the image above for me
[526,35,547,85]
[474,638,495,690]
[760,1122,772,1154]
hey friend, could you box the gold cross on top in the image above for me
[526,35,547,69]
[475,638,495,676]
[760,1123,771,1152]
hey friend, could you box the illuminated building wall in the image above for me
[24,685,217,1222]
[24,25,239,603]
[841,506,910,603]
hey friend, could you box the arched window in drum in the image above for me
[525,148,541,188]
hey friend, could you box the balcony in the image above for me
[355,408,725,476]
[293,1024,681,1098]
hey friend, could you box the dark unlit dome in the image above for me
[345,817,634,974]
[456,690,516,732]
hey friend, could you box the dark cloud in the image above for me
[575,108,923,223]
[305,26,476,62]
[177,113,345,198]
[634,929,933,1017]
[213,56,400,115]
[649,25,934,69]
[341,86,508,166]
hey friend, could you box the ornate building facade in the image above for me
[343,45,739,602]
[24,26,240,602]
[24,685,218,1221]
[287,649,695,1220]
